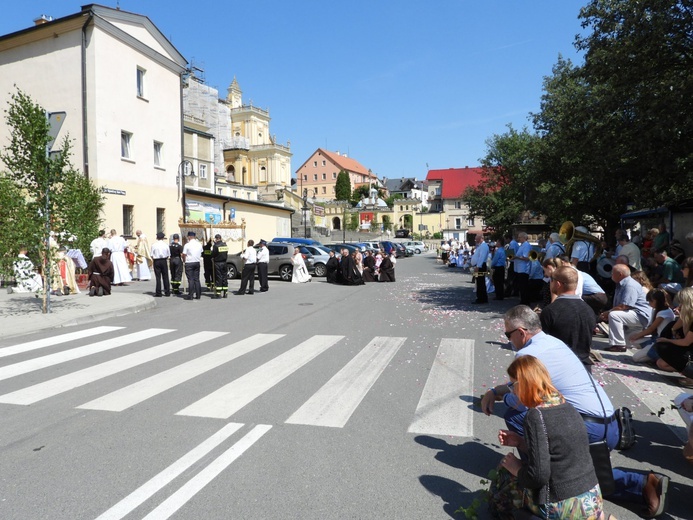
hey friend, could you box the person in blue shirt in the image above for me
[472,235,490,304]
[482,305,669,517]
[514,232,532,305]
[491,238,507,300]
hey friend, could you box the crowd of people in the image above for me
[325,248,397,285]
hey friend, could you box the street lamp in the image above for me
[177,160,195,223]
[302,188,316,238]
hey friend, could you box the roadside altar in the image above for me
[178,217,246,244]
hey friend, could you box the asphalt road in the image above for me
[0,254,690,519]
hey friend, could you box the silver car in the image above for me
[302,245,331,277]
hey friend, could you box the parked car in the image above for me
[323,243,361,256]
[272,237,324,247]
[379,241,404,258]
[402,241,428,254]
[394,228,410,238]
[350,242,378,253]
[226,242,314,281]
[394,242,413,257]
[302,245,331,277]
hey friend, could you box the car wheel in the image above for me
[314,263,327,277]
[415,248,421,254]
[226,264,238,279]
[279,264,293,281]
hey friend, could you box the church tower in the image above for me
[226,77,242,109]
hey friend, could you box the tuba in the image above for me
[528,250,544,262]
[558,221,602,262]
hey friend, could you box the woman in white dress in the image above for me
[107,229,133,285]
[291,247,311,283]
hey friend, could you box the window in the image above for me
[322,160,326,166]
[454,201,462,209]
[153,141,163,167]
[136,67,145,98]
[121,131,132,159]
[199,164,207,179]
[123,205,134,236]
[332,172,337,179]
[455,218,462,229]
[313,161,317,167]
[467,217,474,227]
[260,166,267,181]
[303,174,307,181]
[322,186,326,194]
[313,174,318,181]
[156,208,165,235]
[322,173,326,180]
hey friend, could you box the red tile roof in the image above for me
[296,148,375,178]
[426,167,483,199]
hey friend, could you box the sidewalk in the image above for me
[0,282,156,341]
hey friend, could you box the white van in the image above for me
[402,241,428,254]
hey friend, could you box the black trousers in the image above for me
[475,267,488,303]
[185,262,201,298]
[170,257,183,293]
[517,272,530,305]
[153,258,170,296]
[213,261,227,294]
[239,263,256,294]
[492,266,505,300]
[257,262,269,291]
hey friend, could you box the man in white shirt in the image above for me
[181,231,203,300]
[257,240,270,292]
[150,231,171,297]
[236,239,257,295]
[89,230,108,259]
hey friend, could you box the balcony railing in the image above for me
[224,136,250,150]
[230,104,269,117]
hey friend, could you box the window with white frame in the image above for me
[455,218,462,229]
[153,141,163,167]
[313,161,317,167]
[467,217,474,227]
[136,67,146,98]
[156,208,165,235]
[322,186,327,194]
[313,174,318,181]
[121,131,132,159]
[322,160,326,166]
[123,205,134,236]
[332,172,337,179]
[454,201,462,209]
[199,164,207,179]
[322,173,326,180]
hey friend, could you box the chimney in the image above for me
[34,15,53,26]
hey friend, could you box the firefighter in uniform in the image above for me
[211,234,229,299]
[203,238,214,291]
[169,234,184,295]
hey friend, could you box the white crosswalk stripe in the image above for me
[177,335,344,419]
[78,334,284,412]
[0,327,478,438]
[0,328,173,382]
[286,336,406,428]
[0,331,227,405]
[408,338,475,437]
[0,326,124,359]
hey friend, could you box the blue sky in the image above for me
[1,1,587,180]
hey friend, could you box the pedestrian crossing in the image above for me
[0,326,476,437]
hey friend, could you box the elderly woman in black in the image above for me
[499,355,604,519]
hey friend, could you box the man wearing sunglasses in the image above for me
[481,305,668,518]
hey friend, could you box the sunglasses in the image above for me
[504,328,524,339]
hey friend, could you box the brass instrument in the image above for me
[528,250,545,262]
[472,271,490,278]
[558,221,602,262]
[506,251,515,261]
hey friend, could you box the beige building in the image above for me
[296,148,379,202]
[0,5,187,239]
[223,78,292,202]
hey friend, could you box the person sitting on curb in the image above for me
[481,305,669,518]
[599,264,652,352]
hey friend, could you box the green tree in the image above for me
[0,89,103,279]
[335,170,351,201]
[382,215,392,231]
[385,193,403,208]
[347,212,359,232]
[463,125,541,236]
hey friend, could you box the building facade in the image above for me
[0,5,187,238]
[426,167,484,243]
[223,78,292,202]
[296,148,379,202]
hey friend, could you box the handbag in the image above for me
[584,369,616,495]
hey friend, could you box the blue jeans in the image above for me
[503,393,645,503]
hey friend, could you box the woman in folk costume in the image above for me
[11,247,43,293]
[131,230,152,281]
[291,247,312,283]
[107,229,132,285]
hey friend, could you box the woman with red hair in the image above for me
[499,355,605,519]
